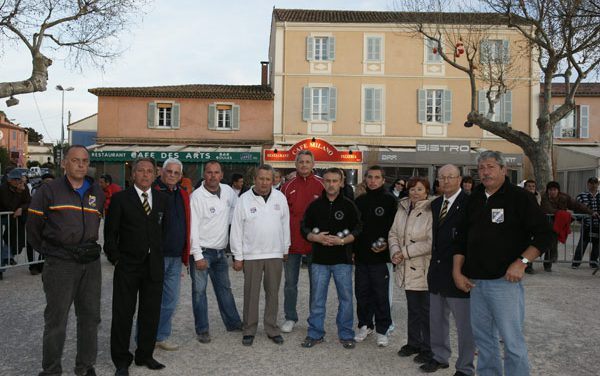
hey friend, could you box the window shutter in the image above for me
[147,102,156,128]
[417,89,426,123]
[443,90,452,123]
[171,103,180,129]
[364,88,373,121]
[208,104,216,130]
[328,37,336,61]
[328,87,337,121]
[553,105,562,138]
[503,91,512,124]
[374,88,382,121]
[232,105,240,130]
[303,87,311,121]
[480,41,489,64]
[502,40,510,64]
[580,105,589,138]
[306,37,314,61]
[478,90,488,116]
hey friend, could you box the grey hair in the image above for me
[163,157,183,171]
[295,150,314,163]
[255,164,274,177]
[477,150,506,168]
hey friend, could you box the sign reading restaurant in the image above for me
[90,150,260,163]
[263,138,362,163]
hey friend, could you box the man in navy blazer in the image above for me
[104,157,168,376]
[420,164,475,376]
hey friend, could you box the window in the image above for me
[478,90,512,124]
[364,87,383,122]
[480,40,509,64]
[147,102,180,129]
[306,36,335,61]
[417,89,452,124]
[425,38,442,63]
[553,105,589,139]
[366,36,382,61]
[12,131,16,140]
[208,104,240,130]
[302,87,337,122]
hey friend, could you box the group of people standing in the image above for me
[27,145,555,376]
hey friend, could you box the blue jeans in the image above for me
[471,278,530,376]
[307,263,354,341]
[572,226,599,267]
[156,257,183,342]
[284,253,312,322]
[189,249,241,334]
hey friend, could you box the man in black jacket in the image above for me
[104,157,168,376]
[353,165,396,347]
[420,164,475,375]
[453,151,552,376]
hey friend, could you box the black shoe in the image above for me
[340,339,356,349]
[30,268,40,275]
[0,272,3,281]
[453,372,469,376]
[134,357,165,370]
[544,266,552,272]
[114,368,129,376]
[397,344,420,357]
[420,359,449,373]
[268,335,284,344]
[414,352,432,364]
[301,336,323,348]
[227,325,243,332]
[242,335,254,346]
[84,368,97,376]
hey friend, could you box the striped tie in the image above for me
[439,199,449,221]
[142,192,151,215]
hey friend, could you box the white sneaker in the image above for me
[354,325,373,342]
[376,333,388,347]
[280,320,295,333]
[155,340,179,351]
[387,323,395,336]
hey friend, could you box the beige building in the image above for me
[267,9,539,184]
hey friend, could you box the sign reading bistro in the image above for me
[264,138,362,163]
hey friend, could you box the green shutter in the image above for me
[171,103,180,129]
[478,90,488,117]
[503,91,512,124]
[417,89,426,123]
[208,104,216,130]
[328,87,337,121]
[303,87,311,121]
[443,90,452,124]
[306,37,314,61]
[147,102,156,128]
[502,40,510,64]
[328,37,336,61]
[580,105,589,138]
[232,105,240,130]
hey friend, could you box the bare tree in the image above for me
[399,0,600,187]
[0,0,148,99]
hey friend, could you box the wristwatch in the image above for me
[518,256,530,265]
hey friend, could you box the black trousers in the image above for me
[110,258,163,369]
[406,290,431,354]
[355,263,392,334]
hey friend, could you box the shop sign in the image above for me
[264,138,362,163]
[415,140,471,164]
[90,150,260,163]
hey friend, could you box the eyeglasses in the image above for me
[437,176,459,182]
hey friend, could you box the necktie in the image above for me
[142,192,151,215]
[439,199,449,221]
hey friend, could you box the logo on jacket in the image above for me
[88,195,96,208]
[374,207,385,216]
[491,208,504,224]
[334,210,344,220]
[209,207,216,214]
[250,207,257,214]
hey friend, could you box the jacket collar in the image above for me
[63,175,94,193]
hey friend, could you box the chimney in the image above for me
[260,61,269,86]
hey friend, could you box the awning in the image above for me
[555,145,600,171]
[89,144,262,163]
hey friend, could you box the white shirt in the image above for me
[189,183,237,261]
[442,188,462,212]
[134,184,152,210]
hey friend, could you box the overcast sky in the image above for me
[0,0,392,143]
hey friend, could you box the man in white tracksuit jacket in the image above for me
[230,164,291,347]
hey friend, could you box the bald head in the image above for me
[437,164,461,198]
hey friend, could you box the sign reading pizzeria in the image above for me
[264,138,362,163]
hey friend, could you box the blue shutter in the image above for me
[147,102,156,128]
[365,88,373,121]
[328,87,337,121]
[374,88,382,121]
[502,40,510,64]
[303,87,311,121]
[232,105,240,130]
[580,105,589,138]
[328,37,336,61]
[478,90,487,116]
[553,105,562,138]
[306,37,314,61]
[417,89,426,123]
[208,104,216,130]
[171,103,180,129]
[503,91,512,124]
[443,90,452,123]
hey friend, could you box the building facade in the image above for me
[68,113,98,147]
[0,111,28,168]
[267,9,538,184]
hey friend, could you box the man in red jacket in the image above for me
[99,174,121,215]
[280,150,324,333]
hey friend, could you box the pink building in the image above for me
[0,111,28,169]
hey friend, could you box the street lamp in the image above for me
[56,85,74,145]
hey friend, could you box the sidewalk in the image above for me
[0,258,598,375]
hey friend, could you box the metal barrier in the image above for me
[0,210,43,278]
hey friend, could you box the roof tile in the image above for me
[88,85,273,100]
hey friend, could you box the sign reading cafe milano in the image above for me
[90,150,260,163]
